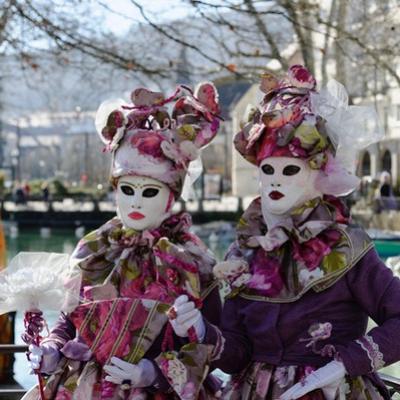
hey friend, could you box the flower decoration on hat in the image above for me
[234,65,335,170]
[95,82,221,198]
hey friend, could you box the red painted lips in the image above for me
[128,211,145,220]
[269,191,284,200]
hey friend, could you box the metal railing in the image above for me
[0,345,28,354]
[380,373,400,396]
[0,344,28,399]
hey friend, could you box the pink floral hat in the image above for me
[95,83,220,197]
[234,65,335,169]
[234,65,383,196]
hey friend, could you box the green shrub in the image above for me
[52,179,68,196]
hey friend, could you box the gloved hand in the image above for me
[280,360,346,400]
[28,343,60,375]
[169,295,205,341]
[103,357,156,387]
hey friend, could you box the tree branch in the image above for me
[129,0,248,78]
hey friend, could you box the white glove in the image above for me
[28,343,60,375]
[103,357,156,388]
[169,295,205,341]
[280,360,346,400]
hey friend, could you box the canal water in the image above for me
[3,227,400,390]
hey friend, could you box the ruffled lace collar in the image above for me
[237,195,349,251]
[220,196,370,302]
[72,212,215,304]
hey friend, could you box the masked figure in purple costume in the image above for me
[171,65,400,400]
[24,83,223,400]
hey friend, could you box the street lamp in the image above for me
[10,149,19,182]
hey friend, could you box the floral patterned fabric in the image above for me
[234,65,335,169]
[24,212,220,400]
[73,212,215,302]
[219,195,372,302]
[69,298,170,366]
[221,362,384,400]
[156,343,216,400]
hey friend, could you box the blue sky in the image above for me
[99,0,194,35]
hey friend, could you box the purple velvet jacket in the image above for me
[204,248,400,396]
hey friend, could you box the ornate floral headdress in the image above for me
[234,65,383,195]
[95,82,220,199]
[235,65,334,169]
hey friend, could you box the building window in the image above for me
[382,150,392,174]
[361,151,371,176]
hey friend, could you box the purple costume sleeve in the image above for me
[41,312,76,349]
[203,296,252,374]
[202,284,223,326]
[336,248,400,377]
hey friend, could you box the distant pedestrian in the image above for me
[379,171,397,211]
[371,172,397,230]
[14,185,26,204]
[41,182,50,203]
[22,181,31,199]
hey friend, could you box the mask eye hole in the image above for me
[120,185,135,195]
[283,165,301,176]
[143,188,159,198]
[261,164,274,175]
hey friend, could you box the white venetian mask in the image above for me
[259,157,322,222]
[116,175,174,231]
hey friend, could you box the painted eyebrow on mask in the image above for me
[142,184,162,188]
[119,182,163,189]
[119,181,140,188]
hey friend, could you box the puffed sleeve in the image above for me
[41,312,76,349]
[335,248,400,377]
[203,296,252,374]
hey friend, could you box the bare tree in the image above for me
[180,0,399,90]
[1,0,170,76]
[0,0,398,97]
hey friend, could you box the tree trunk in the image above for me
[334,0,348,86]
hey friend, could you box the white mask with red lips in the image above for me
[116,175,174,231]
[259,157,322,228]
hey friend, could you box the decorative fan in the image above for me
[69,298,169,366]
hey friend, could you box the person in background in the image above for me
[41,182,49,203]
[379,171,397,211]
[14,183,26,204]
[370,172,397,230]
[22,181,31,199]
